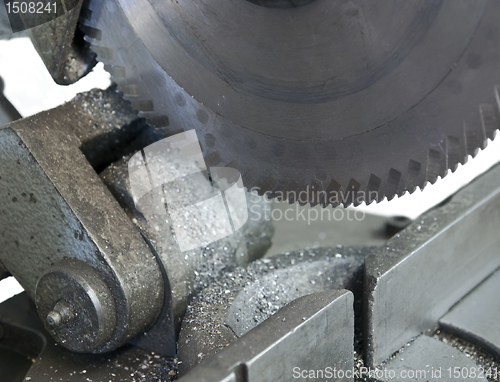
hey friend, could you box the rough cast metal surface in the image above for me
[179,290,354,382]
[82,0,500,206]
[378,335,485,381]
[440,269,500,359]
[0,293,179,382]
[100,154,275,331]
[177,246,371,372]
[0,88,164,352]
[25,0,97,84]
[365,161,500,367]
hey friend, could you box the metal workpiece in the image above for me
[100,154,275,331]
[378,335,485,382]
[0,88,164,353]
[177,246,371,372]
[440,269,500,359]
[179,290,354,382]
[365,161,500,367]
[35,258,118,352]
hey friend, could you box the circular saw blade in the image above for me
[81,0,500,207]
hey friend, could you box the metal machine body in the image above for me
[0,1,500,381]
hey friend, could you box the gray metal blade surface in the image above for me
[81,0,500,206]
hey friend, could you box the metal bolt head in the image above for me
[47,310,62,327]
[35,259,117,353]
[46,299,74,328]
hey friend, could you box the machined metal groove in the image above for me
[365,160,500,367]
[439,269,500,360]
[179,290,354,382]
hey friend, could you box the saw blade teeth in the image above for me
[365,174,382,205]
[477,109,489,151]
[81,0,500,209]
[273,190,286,203]
[404,159,423,194]
[258,177,279,197]
[79,7,92,22]
[304,180,323,208]
[329,200,342,208]
[137,111,160,120]
[279,180,299,204]
[89,45,114,62]
[343,178,362,207]
[324,178,342,207]
[494,85,500,132]
[146,115,170,128]
[80,25,102,41]
[104,65,126,79]
[118,84,140,97]
[130,100,155,113]
[426,149,442,185]
[271,181,288,202]
[464,121,482,158]
[479,104,499,141]
[446,135,463,173]
[241,169,260,192]
[384,168,402,201]
[204,151,222,167]
[297,200,308,207]
[294,183,308,206]
[459,125,470,167]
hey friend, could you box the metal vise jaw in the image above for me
[0,87,165,353]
